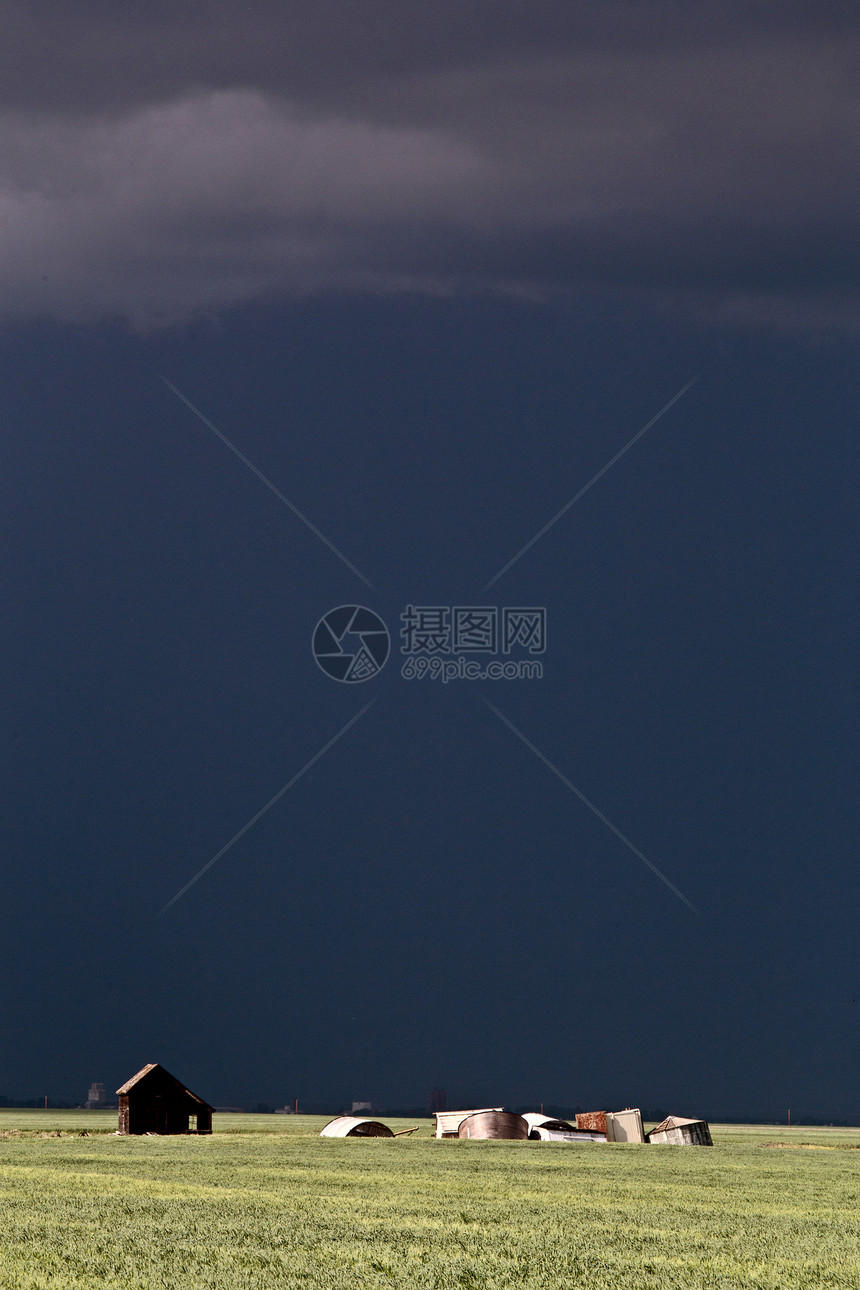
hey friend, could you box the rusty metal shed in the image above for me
[319,1116,394,1138]
[116,1063,213,1135]
[648,1116,713,1146]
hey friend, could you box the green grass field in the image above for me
[2,1112,859,1288]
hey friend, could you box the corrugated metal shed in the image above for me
[648,1116,713,1146]
[606,1108,646,1143]
[434,1108,503,1139]
[319,1116,394,1138]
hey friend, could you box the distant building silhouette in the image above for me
[431,1087,447,1113]
[85,1082,106,1109]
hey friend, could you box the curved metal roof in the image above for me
[522,1113,575,1132]
[319,1116,394,1138]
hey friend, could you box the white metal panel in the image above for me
[606,1108,645,1143]
[532,1127,608,1143]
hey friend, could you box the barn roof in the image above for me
[116,1063,159,1094]
[115,1062,214,1109]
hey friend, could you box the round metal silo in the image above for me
[457,1111,529,1140]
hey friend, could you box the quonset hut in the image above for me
[116,1063,213,1135]
[319,1116,394,1137]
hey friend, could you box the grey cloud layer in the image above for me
[4,0,857,115]
[2,2,858,325]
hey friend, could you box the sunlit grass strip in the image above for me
[2,1125,860,1288]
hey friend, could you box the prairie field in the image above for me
[2,1112,859,1288]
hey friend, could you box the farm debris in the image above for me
[523,1114,606,1143]
[433,1104,715,1146]
[458,1111,529,1140]
[434,1108,504,1139]
[606,1109,646,1143]
[647,1116,713,1146]
[523,1113,574,1135]
[575,1111,607,1133]
[320,1116,394,1138]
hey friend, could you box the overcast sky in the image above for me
[1,2,858,1117]
[2,0,859,326]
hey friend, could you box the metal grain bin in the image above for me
[648,1116,713,1146]
[320,1116,394,1138]
[458,1111,529,1140]
[434,1108,504,1139]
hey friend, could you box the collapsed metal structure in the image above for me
[458,1111,529,1140]
[523,1114,607,1143]
[433,1105,711,1145]
[648,1116,713,1146]
[320,1116,394,1138]
[315,1104,714,1146]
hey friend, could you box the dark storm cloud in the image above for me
[3,1,858,115]
[1,0,858,324]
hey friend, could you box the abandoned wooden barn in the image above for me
[116,1063,214,1135]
